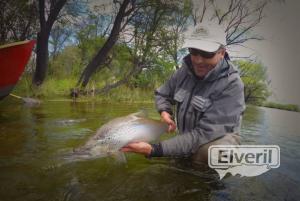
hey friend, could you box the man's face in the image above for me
[190,48,225,79]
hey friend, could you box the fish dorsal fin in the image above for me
[129,110,148,119]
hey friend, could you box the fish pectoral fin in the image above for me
[95,139,105,146]
[111,151,127,164]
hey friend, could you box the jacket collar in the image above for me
[183,55,237,82]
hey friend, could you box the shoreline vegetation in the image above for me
[260,102,299,112]
[12,76,299,113]
[13,76,155,103]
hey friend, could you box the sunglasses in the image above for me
[188,48,218,59]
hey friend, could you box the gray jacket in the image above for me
[155,55,245,157]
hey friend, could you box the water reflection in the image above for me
[0,100,300,201]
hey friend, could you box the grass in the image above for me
[12,75,155,103]
[261,102,299,112]
[13,76,76,99]
[13,75,299,112]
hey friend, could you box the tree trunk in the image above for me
[77,0,131,87]
[97,63,142,94]
[33,31,50,85]
[33,0,67,86]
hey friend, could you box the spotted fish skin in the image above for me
[66,112,168,162]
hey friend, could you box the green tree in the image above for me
[0,0,38,44]
[77,0,134,88]
[235,60,271,104]
[48,45,82,78]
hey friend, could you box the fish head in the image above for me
[134,118,168,140]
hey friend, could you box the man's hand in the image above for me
[120,142,152,156]
[161,111,176,132]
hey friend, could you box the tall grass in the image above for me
[13,75,155,103]
[13,75,77,98]
[94,86,154,103]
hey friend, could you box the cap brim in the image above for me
[182,39,221,52]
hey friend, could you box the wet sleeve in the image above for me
[149,143,163,157]
[154,70,180,115]
[160,76,246,157]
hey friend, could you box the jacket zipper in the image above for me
[182,83,198,132]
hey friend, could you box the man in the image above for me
[121,23,245,164]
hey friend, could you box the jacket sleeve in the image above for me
[154,69,183,115]
[160,75,246,157]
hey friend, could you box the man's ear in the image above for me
[219,48,226,58]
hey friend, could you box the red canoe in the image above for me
[0,40,36,100]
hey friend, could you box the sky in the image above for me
[239,0,300,106]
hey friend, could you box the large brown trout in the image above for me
[64,112,168,162]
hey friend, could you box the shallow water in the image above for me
[0,99,300,201]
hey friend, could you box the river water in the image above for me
[0,99,300,201]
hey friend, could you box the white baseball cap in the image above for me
[182,22,227,52]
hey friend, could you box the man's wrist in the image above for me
[159,110,173,116]
[148,143,163,158]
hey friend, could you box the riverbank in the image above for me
[12,77,155,103]
[260,102,299,112]
[11,76,299,112]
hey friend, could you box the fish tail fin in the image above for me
[58,149,92,164]
[41,150,77,170]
